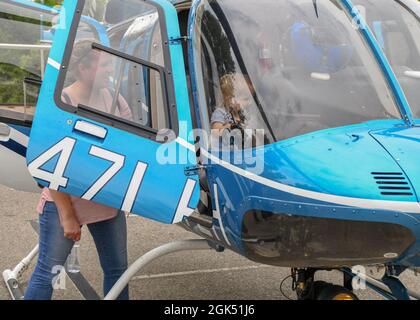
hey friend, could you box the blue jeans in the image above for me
[24,201,129,300]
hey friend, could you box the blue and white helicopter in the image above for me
[0,0,419,300]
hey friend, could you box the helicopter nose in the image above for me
[370,126,420,202]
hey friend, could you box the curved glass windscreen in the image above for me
[352,0,420,119]
[192,0,402,145]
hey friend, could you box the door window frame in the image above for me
[54,0,179,140]
[0,0,57,127]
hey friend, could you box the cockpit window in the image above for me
[0,1,58,122]
[192,0,401,145]
[352,0,420,119]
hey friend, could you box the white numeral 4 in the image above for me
[27,137,76,190]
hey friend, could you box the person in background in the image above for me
[211,74,248,130]
[210,73,254,149]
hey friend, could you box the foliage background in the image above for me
[0,0,110,106]
[0,0,63,106]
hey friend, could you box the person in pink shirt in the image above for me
[25,40,132,300]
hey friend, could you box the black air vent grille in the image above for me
[372,172,413,196]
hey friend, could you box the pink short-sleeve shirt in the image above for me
[37,188,119,225]
[36,88,132,225]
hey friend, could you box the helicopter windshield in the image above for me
[352,0,420,119]
[192,0,402,144]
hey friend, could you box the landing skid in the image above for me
[3,240,420,300]
[2,240,215,300]
[341,267,420,300]
[291,267,420,300]
[3,244,39,300]
[105,239,214,299]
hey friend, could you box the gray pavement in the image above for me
[0,184,419,300]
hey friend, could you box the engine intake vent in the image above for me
[371,172,413,196]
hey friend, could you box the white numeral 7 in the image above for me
[82,146,125,201]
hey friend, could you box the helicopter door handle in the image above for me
[404,70,420,80]
[0,123,11,142]
[74,120,107,139]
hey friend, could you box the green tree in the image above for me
[34,0,63,7]
[0,0,62,106]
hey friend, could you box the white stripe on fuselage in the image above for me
[0,145,39,192]
[9,128,29,147]
[212,184,231,245]
[176,138,420,214]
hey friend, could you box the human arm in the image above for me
[211,121,233,134]
[49,190,81,242]
[210,108,234,134]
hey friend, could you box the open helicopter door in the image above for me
[26,0,199,224]
[0,0,60,192]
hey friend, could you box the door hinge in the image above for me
[184,164,206,177]
[169,36,190,45]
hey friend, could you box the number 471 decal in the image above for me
[28,137,148,213]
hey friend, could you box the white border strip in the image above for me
[9,128,29,147]
[176,138,420,214]
[212,184,231,246]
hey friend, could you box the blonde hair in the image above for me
[219,73,252,111]
[220,73,235,109]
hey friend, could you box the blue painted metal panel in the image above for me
[187,0,420,266]
[26,0,199,224]
[371,127,420,202]
[204,122,420,251]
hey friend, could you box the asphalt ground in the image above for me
[0,184,419,300]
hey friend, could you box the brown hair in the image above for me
[66,39,97,84]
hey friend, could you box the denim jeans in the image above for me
[24,201,129,300]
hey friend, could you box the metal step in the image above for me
[188,210,213,228]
